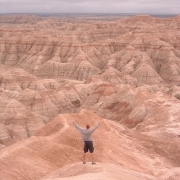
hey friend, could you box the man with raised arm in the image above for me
[73,120,102,165]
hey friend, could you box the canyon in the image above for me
[0,14,180,180]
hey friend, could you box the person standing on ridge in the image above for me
[73,120,102,165]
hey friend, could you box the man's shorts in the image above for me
[84,141,94,153]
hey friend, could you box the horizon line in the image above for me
[0,12,179,15]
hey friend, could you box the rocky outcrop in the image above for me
[0,14,180,180]
[0,110,180,180]
[0,14,180,147]
[0,15,179,83]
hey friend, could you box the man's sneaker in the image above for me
[83,162,86,164]
[92,162,96,165]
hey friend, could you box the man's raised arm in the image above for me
[73,122,84,133]
[90,120,102,133]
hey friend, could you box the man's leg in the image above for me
[91,153,96,164]
[83,153,86,164]
[89,142,96,164]
[91,153,94,162]
[83,142,88,164]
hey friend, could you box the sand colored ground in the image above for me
[0,14,180,179]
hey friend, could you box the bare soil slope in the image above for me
[1,110,180,180]
[0,14,180,180]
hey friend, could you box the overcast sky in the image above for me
[0,0,179,14]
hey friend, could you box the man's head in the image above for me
[86,124,90,129]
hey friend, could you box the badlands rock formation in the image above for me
[1,110,180,180]
[0,14,180,179]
